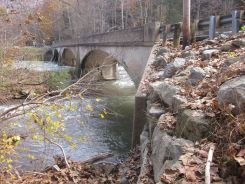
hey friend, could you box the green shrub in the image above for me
[47,70,71,90]
[241,25,245,31]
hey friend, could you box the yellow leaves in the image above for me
[68,104,77,112]
[99,113,105,119]
[64,135,73,142]
[78,136,88,142]
[27,154,35,160]
[70,143,77,150]
[103,108,108,115]
[55,111,62,118]
[86,104,94,112]
[98,108,109,119]
[32,134,43,141]
[228,51,237,57]
[96,97,101,102]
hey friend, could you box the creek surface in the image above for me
[2,61,136,171]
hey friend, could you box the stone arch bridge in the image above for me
[44,23,160,85]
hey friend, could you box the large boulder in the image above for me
[148,105,165,118]
[151,127,193,182]
[217,76,245,115]
[150,81,180,107]
[176,110,211,142]
[163,58,187,78]
[220,56,245,71]
[187,67,206,85]
[232,39,245,48]
[152,55,168,68]
[202,49,219,60]
[156,47,170,57]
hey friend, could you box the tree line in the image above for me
[0,0,243,45]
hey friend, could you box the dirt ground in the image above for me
[0,67,50,105]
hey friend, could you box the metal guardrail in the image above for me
[159,10,245,47]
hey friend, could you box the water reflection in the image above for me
[3,62,136,171]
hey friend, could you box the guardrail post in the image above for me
[209,16,216,39]
[183,0,191,48]
[132,92,147,147]
[161,24,170,46]
[173,23,182,48]
[232,10,239,34]
[190,20,198,43]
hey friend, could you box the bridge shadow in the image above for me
[52,49,59,63]
[80,50,118,81]
[61,48,77,66]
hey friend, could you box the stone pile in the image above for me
[138,31,245,183]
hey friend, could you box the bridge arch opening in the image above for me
[44,49,53,61]
[52,49,59,62]
[81,50,118,80]
[61,48,76,66]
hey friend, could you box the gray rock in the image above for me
[140,125,149,157]
[220,43,234,52]
[150,81,180,107]
[176,110,211,142]
[148,92,161,103]
[217,76,245,115]
[148,106,164,118]
[219,34,229,39]
[202,49,219,60]
[220,56,245,71]
[203,66,217,76]
[156,47,170,57]
[205,40,217,45]
[93,162,117,175]
[172,95,187,113]
[159,160,183,182]
[151,127,193,182]
[152,71,165,79]
[163,58,187,78]
[187,67,206,85]
[232,39,245,48]
[181,51,196,59]
[120,177,129,184]
[152,56,168,68]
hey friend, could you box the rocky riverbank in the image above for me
[2,32,244,184]
[137,31,245,183]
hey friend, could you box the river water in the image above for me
[2,61,136,171]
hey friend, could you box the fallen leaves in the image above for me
[160,143,222,184]
[158,112,176,130]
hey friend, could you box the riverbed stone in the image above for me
[151,126,193,182]
[217,75,245,115]
[150,81,180,107]
[202,49,219,60]
[163,58,186,78]
[176,109,211,142]
[187,67,206,85]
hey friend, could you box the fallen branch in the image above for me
[45,137,70,169]
[80,152,113,165]
[24,171,45,176]
[205,145,215,184]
